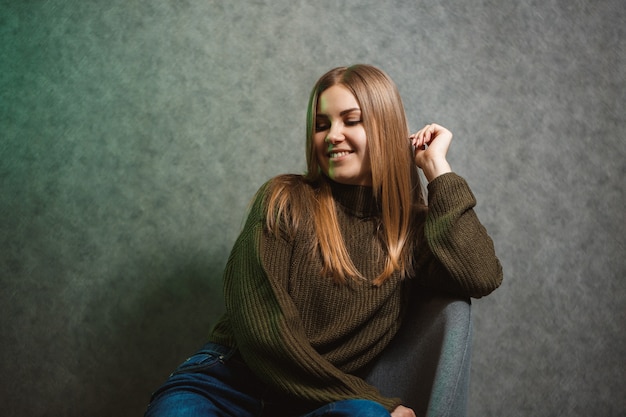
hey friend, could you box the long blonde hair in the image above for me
[266,64,424,285]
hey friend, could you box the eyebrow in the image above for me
[317,108,361,117]
[340,108,361,116]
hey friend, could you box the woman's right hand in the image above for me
[391,405,416,417]
[410,123,453,182]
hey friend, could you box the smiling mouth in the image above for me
[328,151,352,159]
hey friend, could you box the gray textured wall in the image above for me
[1,1,624,416]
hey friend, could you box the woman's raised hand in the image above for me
[409,123,453,182]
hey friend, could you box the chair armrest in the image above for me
[360,288,473,417]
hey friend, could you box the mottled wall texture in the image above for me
[1,1,624,416]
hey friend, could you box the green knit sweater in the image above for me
[208,172,502,411]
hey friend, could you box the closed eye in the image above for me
[315,118,330,132]
[345,119,362,126]
[315,111,361,132]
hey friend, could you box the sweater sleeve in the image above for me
[414,172,503,298]
[222,190,401,411]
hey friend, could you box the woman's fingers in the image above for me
[410,124,438,149]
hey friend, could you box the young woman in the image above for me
[144,64,503,417]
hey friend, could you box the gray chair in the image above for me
[360,288,473,417]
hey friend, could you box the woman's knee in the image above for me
[330,399,390,416]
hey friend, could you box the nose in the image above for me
[325,124,345,144]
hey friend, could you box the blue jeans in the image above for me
[145,343,390,417]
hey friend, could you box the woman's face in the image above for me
[313,85,372,186]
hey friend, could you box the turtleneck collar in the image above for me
[327,178,379,219]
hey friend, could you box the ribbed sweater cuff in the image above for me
[426,172,476,213]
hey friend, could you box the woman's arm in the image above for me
[411,124,503,297]
[416,172,503,297]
